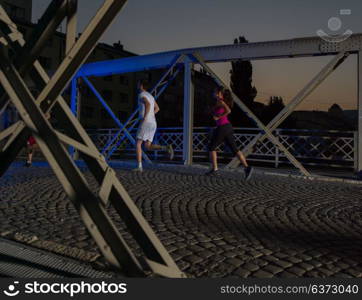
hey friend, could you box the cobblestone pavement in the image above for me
[0,163,362,278]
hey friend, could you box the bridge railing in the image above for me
[86,127,356,169]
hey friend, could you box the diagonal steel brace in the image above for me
[192,52,311,176]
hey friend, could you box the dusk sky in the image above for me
[33,0,362,111]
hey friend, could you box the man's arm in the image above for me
[154,101,160,114]
[141,97,151,121]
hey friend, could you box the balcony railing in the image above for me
[87,127,356,169]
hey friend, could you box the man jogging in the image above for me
[134,80,174,172]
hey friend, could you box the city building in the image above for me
[0,0,32,22]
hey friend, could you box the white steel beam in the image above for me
[0,121,24,141]
[358,51,362,172]
[66,0,77,54]
[183,57,194,165]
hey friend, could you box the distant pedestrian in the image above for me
[24,112,51,167]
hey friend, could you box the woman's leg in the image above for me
[224,125,250,169]
[210,151,218,171]
[236,151,248,168]
[207,127,224,174]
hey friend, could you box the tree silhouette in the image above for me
[229,36,257,127]
[262,96,285,125]
[328,103,343,116]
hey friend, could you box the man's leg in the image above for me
[134,139,143,171]
[144,141,174,160]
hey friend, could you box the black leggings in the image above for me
[208,123,239,154]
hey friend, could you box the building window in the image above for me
[118,111,128,120]
[4,3,26,20]
[46,38,53,47]
[103,75,113,82]
[119,75,129,86]
[38,56,52,69]
[82,106,94,119]
[119,93,129,103]
[102,90,113,101]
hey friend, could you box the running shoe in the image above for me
[244,166,254,181]
[205,169,219,176]
[167,144,174,160]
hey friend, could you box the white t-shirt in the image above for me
[139,91,156,123]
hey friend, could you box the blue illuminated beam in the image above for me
[103,109,140,159]
[75,34,362,78]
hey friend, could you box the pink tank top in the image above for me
[214,106,230,126]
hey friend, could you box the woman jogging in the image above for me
[207,87,253,180]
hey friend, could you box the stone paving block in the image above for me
[252,270,274,278]
[232,268,251,278]
[345,269,362,277]
[286,266,307,276]
[223,251,237,258]
[277,271,298,278]
[183,255,204,264]
[263,264,284,275]
[225,258,243,268]
[274,252,289,259]
[297,262,315,272]
[259,248,273,256]
[274,259,293,269]
[243,262,260,272]
[286,256,303,264]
